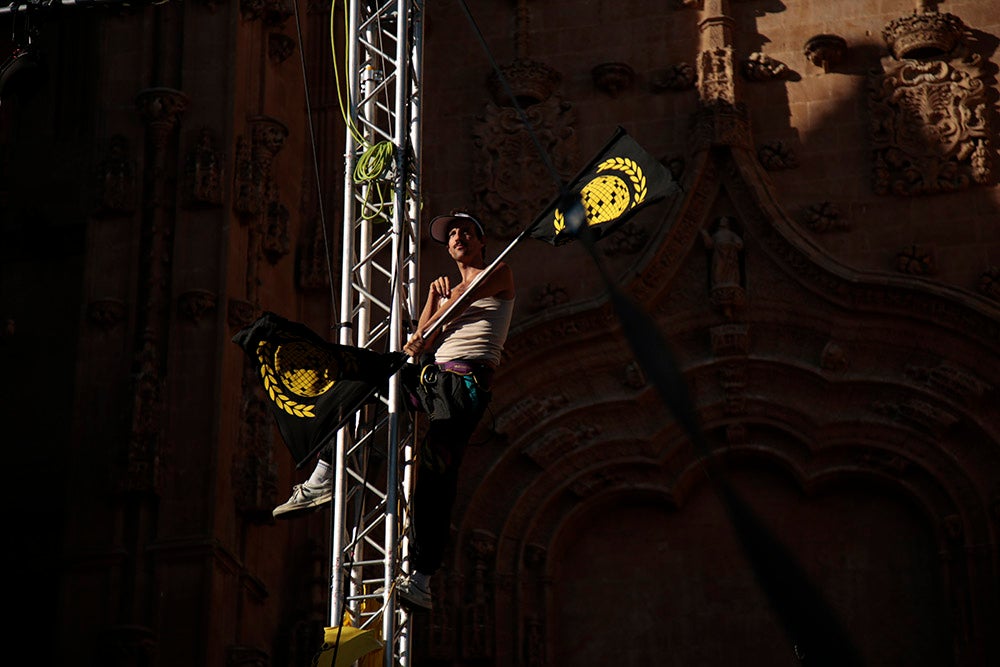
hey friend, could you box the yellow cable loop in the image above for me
[330,0,396,222]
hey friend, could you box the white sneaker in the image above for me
[395,574,433,611]
[272,482,332,519]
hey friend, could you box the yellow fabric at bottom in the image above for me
[315,626,383,667]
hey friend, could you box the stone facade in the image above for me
[2,1,998,667]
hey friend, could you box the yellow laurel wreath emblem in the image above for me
[553,156,646,234]
[257,341,317,418]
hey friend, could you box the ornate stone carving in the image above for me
[95,135,137,216]
[591,62,634,97]
[697,47,735,105]
[820,341,849,372]
[263,202,291,263]
[726,423,747,444]
[757,140,798,171]
[882,10,965,60]
[178,289,217,323]
[473,62,577,239]
[700,217,745,319]
[978,266,1000,302]
[870,11,992,195]
[710,324,749,357]
[719,362,747,415]
[241,0,290,25]
[250,116,288,168]
[801,202,846,232]
[239,0,264,20]
[650,63,696,93]
[267,33,295,64]
[135,87,189,150]
[804,34,847,72]
[529,282,569,313]
[742,52,791,81]
[522,423,601,468]
[894,244,936,276]
[233,117,288,218]
[601,221,648,257]
[487,58,560,107]
[857,451,912,474]
[905,363,990,401]
[871,398,958,434]
[87,298,127,330]
[228,298,257,331]
[183,128,224,208]
[496,393,569,433]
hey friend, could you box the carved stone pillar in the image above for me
[692,0,751,149]
[124,87,188,494]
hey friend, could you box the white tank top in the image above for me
[432,296,514,366]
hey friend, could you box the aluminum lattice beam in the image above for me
[333,1,422,665]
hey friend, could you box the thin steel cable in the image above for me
[455,0,565,192]
[292,0,339,318]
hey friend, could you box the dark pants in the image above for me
[408,368,490,575]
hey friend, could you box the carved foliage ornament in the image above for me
[651,63,696,92]
[742,52,791,81]
[758,140,798,171]
[135,87,188,150]
[870,11,993,195]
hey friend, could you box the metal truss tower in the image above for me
[333,0,423,665]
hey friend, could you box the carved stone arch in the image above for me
[477,137,999,665]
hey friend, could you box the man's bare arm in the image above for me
[403,263,513,357]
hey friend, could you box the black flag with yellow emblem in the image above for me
[529,126,677,245]
[233,312,406,467]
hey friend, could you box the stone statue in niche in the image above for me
[183,128,224,208]
[870,10,993,195]
[701,216,745,319]
[472,59,578,239]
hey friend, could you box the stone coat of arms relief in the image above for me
[869,9,993,196]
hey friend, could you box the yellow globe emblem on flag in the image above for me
[553,156,647,233]
[257,340,334,418]
[274,341,337,398]
[581,175,631,223]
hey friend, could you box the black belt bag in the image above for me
[404,358,492,422]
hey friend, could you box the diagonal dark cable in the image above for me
[292,0,339,319]
[455,0,565,193]
[575,225,864,666]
